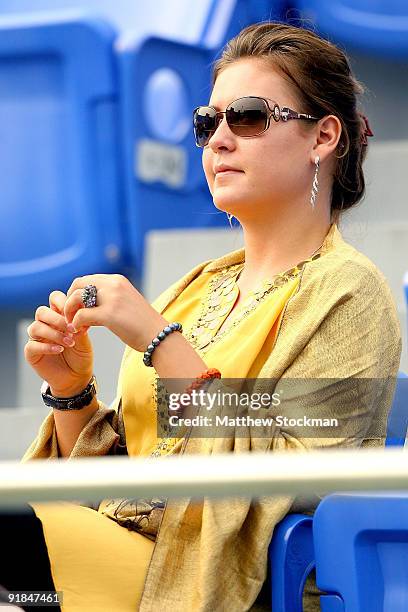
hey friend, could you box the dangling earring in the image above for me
[226,213,234,228]
[310,155,320,210]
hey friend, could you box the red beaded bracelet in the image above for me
[168,369,222,416]
[184,368,221,395]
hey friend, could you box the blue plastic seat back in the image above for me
[269,370,408,610]
[314,493,408,612]
[0,14,124,310]
[270,513,314,611]
[0,1,290,301]
[294,1,408,59]
[0,0,287,42]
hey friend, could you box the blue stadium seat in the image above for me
[0,2,288,305]
[0,14,125,309]
[295,0,408,59]
[314,493,408,611]
[270,513,314,612]
[0,0,287,42]
[270,371,408,611]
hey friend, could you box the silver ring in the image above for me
[82,285,97,308]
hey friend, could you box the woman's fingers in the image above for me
[49,290,68,315]
[64,289,100,333]
[28,293,75,347]
[33,305,70,336]
[63,289,86,326]
[25,341,65,360]
[25,291,77,363]
[27,320,75,347]
[49,290,90,334]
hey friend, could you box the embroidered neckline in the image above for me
[184,252,322,354]
[148,249,323,457]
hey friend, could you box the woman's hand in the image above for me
[24,291,94,397]
[64,274,167,353]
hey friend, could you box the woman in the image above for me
[4,21,401,612]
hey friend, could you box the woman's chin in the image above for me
[212,193,246,215]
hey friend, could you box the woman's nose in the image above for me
[208,116,236,152]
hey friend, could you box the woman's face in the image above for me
[202,58,316,221]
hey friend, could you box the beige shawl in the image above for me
[22,224,402,611]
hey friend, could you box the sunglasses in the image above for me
[193,96,320,147]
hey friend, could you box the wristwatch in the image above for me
[41,375,98,411]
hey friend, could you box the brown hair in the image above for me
[213,22,370,217]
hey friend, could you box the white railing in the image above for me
[0,447,407,508]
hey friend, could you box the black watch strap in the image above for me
[41,376,98,411]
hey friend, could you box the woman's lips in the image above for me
[215,170,244,176]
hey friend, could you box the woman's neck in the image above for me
[236,213,333,288]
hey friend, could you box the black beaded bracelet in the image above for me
[143,322,183,367]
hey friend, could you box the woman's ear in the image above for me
[312,115,342,163]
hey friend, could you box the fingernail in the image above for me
[67,324,76,333]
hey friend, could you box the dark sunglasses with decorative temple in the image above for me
[193,96,320,148]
